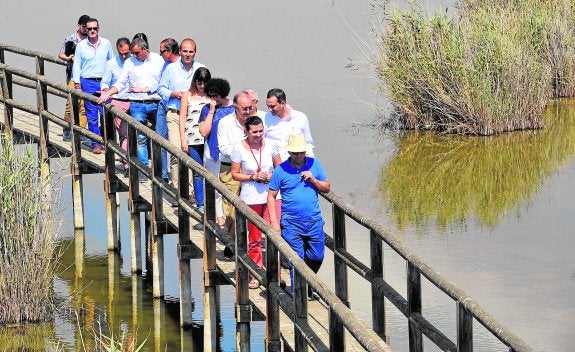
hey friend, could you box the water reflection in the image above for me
[50,234,202,351]
[380,99,575,232]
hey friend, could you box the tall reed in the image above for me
[0,133,59,324]
[372,0,567,134]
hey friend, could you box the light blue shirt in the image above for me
[158,59,205,110]
[71,38,114,83]
[113,52,164,101]
[101,55,129,99]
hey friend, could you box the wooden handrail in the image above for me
[0,44,534,352]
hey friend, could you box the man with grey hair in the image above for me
[242,88,266,119]
[97,38,164,181]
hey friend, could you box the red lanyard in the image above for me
[249,141,262,173]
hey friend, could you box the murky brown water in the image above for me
[1,0,574,351]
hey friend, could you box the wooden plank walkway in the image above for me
[3,103,366,351]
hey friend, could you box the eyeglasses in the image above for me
[87,27,99,31]
[160,49,169,54]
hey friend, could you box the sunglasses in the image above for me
[87,27,99,31]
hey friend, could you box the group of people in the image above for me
[59,15,331,294]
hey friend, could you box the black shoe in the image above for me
[223,246,234,259]
[123,167,129,178]
[62,129,71,141]
[139,174,148,183]
[192,223,203,231]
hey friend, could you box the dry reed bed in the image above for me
[372,0,575,134]
[0,134,59,324]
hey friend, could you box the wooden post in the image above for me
[127,125,142,273]
[74,229,85,279]
[178,160,193,326]
[150,140,164,298]
[293,268,308,352]
[265,236,281,351]
[35,67,51,210]
[235,212,251,351]
[204,182,218,351]
[331,204,348,350]
[371,229,388,341]
[103,108,120,251]
[407,262,423,351]
[131,274,144,328]
[457,302,473,352]
[70,94,85,229]
[153,298,165,352]
[0,67,13,132]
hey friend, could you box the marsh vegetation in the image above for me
[372,0,575,134]
[0,135,60,325]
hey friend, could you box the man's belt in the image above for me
[168,108,180,114]
[85,77,102,81]
[220,161,232,166]
[130,100,159,104]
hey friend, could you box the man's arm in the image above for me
[217,115,238,159]
[267,189,280,231]
[301,171,330,193]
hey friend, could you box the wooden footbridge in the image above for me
[0,44,534,351]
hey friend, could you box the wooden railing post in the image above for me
[0,64,13,132]
[331,204,348,349]
[150,139,164,298]
[371,229,388,341]
[70,93,85,229]
[235,212,251,351]
[457,302,473,352]
[407,262,423,352]
[177,160,193,326]
[265,235,281,351]
[293,268,309,351]
[35,67,50,204]
[127,124,142,273]
[203,181,218,351]
[103,108,120,251]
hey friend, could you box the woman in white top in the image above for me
[231,115,281,288]
[179,67,211,212]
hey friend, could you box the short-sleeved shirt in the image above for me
[231,139,278,204]
[269,157,327,221]
[199,104,235,161]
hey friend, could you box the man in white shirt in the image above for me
[100,37,131,174]
[97,38,164,181]
[217,91,252,233]
[264,88,314,161]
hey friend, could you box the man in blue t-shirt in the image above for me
[267,134,331,296]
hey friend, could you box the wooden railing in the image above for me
[0,43,533,352]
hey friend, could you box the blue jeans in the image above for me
[155,101,169,179]
[80,77,104,148]
[188,144,205,207]
[128,101,158,166]
[280,218,325,292]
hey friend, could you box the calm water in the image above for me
[1,0,574,351]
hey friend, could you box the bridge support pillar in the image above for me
[103,108,120,251]
[204,182,219,351]
[177,161,193,326]
[127,125,142,273]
